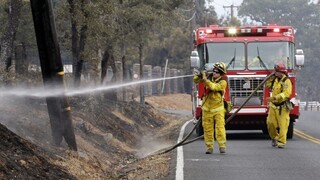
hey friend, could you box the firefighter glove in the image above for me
[194,69,200,76]
[201,70,207,81]
[267,97,276,102]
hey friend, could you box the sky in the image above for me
[207,0,243,18]
[209,0,319,18]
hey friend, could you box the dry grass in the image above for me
[145,93,192,110]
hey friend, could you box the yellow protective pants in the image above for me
[202,110,226,150]
[266,106,290,146]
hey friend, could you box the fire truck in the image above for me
[190,24,305,138]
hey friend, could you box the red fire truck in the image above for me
[190,24,305,138]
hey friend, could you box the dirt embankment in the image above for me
[0,93,192,179]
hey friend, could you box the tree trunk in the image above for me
[102,45,117,101]
[121,55,127,101]
[109,46,116,82]
[120,38,129,100]
[67,0,80,86]
[0,0,22,84]
[138,42,145,106]
[101,49,109,84]
[14,42,28,84]
[73,0,89,87]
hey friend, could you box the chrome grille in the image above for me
[228,76,265,105]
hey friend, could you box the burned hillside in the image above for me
[0,94,192,179]
[0,123,76,179]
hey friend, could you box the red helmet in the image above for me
[274,62,287,73]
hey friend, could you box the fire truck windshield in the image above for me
[247,42,294,70]
[198,41,294,71]
[200,42,245,70]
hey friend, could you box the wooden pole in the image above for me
[30,0,77,150]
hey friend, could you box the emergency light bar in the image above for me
[198,26,293,37]
[228,28,237,34]
[273,28,280,32]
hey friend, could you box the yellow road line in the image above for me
[294,128,320,145]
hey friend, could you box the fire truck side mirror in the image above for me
[295,49,304,67]
[190,50,200,68]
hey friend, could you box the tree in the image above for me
[65,0,90,87]
[238,0,320,100]
[0,0,22,85]
[1,0,214,95]
[14,1,37,83]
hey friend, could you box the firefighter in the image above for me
[193,62,228,154]
[266,62,292,148]
[248,56,260,68]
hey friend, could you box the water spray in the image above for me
[0,74,194,98]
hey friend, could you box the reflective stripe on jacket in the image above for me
[267,75,292,107]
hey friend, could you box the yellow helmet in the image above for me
[213,62,227,74]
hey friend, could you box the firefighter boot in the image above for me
[205,149,213,154]
[277,143,285,148]
[219,147,226,154]
[277,140,285,148]
[272,139,278,147]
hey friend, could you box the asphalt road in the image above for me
[173,110,320,180]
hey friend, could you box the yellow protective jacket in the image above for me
[266,75,292,106]
[194,75,227,112]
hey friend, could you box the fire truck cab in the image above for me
[190,24,304,138]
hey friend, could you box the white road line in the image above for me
[175,120,192,180]
[186,159,221,162]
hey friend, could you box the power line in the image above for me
[179,4,195,12]
[223,4,240,18]
[212,1,224,7]
[183,11,196,22]
[224,0,233,4]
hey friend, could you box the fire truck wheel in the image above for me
[286,120,294,139]
[196,117,204,136]
[262,127,268,135]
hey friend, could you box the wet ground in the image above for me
[0,94,192,179]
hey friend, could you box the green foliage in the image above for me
[53,0,72,51]
[145,26,191,68]
[0,1,8,35]
[15,1,37,47]
[1,0,220,88]
[206,5,219,26]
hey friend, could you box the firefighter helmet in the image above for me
[213,62,227,74]
[274,62,287,73]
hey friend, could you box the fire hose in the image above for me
[157,72,275,155]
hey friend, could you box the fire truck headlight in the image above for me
[228,28,237,34]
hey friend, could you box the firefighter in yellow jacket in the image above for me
[193,62,227,154]
[266,62,292,148]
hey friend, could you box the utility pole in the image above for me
[223,4,240,19]
[30,0,77,151]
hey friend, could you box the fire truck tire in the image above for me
[262,127,268,135]
[196,117,204,136]
[287,120,294,139]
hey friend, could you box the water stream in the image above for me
[0,74,193,98]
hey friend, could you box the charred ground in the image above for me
[0,93,192,179]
